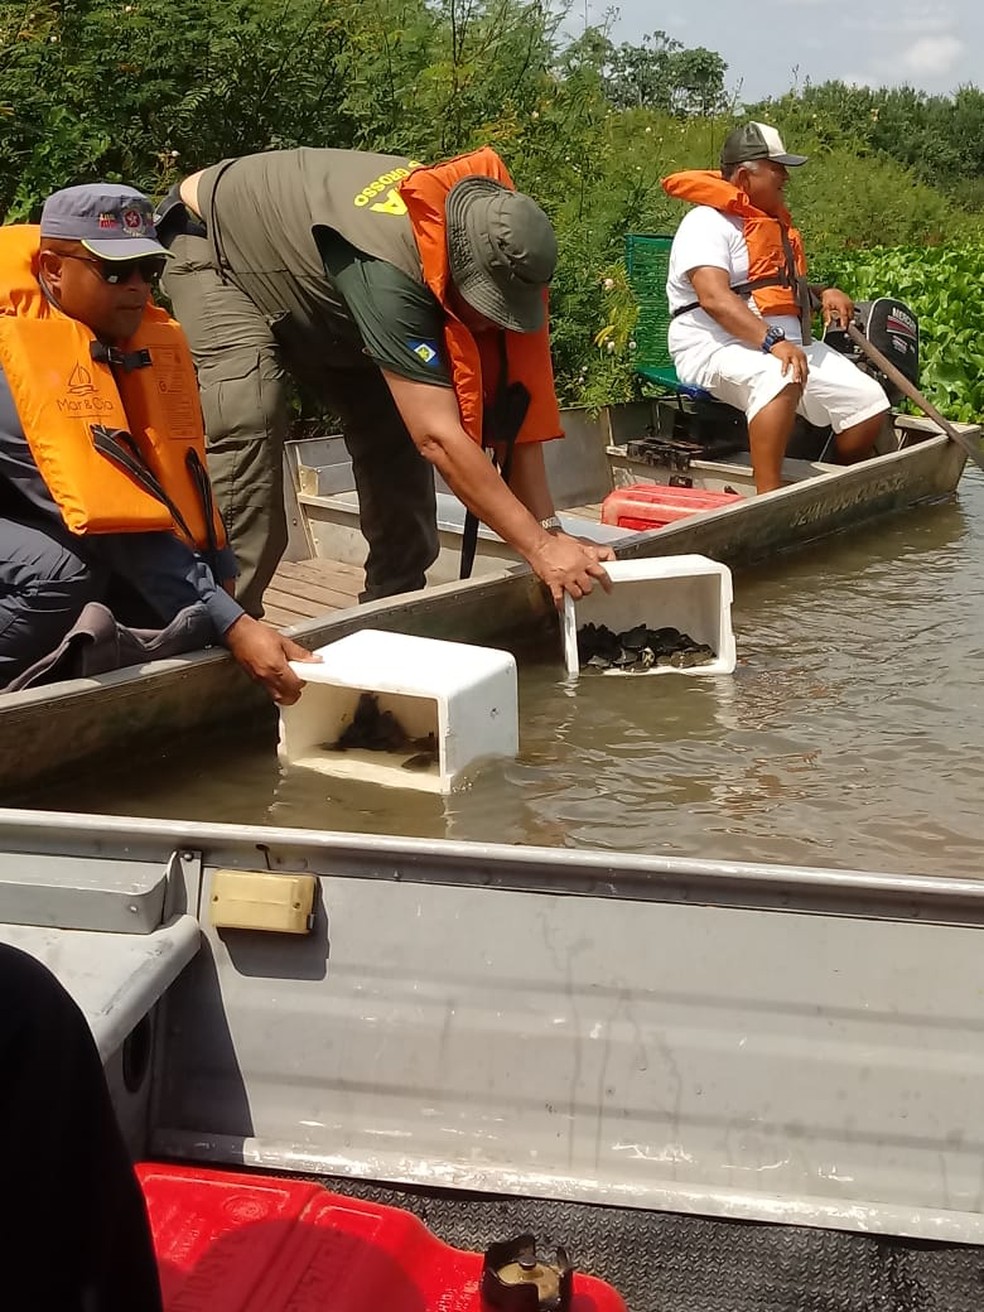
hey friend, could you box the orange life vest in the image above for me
[0,225,225,549]
[661,171,809,323]
[399,149,561,447]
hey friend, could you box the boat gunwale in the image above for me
[0,429,969,795]
[5,805,984,927]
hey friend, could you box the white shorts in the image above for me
[681,339,889,433]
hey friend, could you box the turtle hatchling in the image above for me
[576,620,717,673]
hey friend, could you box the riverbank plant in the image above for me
[2,0,982,417]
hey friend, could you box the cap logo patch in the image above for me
[122,207,146,235]
[97,212,120,230]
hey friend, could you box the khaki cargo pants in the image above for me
[161,235,439,617]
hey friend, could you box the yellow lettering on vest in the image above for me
[353,163,421,207]
[370,188,407,216]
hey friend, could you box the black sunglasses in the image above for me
[64,252,167,286]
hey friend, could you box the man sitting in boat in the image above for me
[663,122,889,493]
[0,184,314,701]
[155,147,613,614]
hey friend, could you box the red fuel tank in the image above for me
[139,1163,628,1312]
[601,482,743,531]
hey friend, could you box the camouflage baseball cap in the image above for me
[40,183,170,260]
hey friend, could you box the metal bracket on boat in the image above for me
[625,435,699,472]
[164,848,203,921]
[481,1234,573,1311]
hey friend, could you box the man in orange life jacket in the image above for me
[663,122,889,493]
[0,183,315,700]
[156,147,613,615]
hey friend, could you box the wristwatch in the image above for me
[761,325,786,353]
[539,514,562,532]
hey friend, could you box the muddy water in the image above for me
[25,468,984,877]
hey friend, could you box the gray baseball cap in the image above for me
[40,184,170,260]
[446,176,557,333]
[721,122,808,169]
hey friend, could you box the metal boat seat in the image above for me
[0,847,199,1060]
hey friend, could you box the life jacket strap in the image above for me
[185,448,220,554]
[89,423,195,544]
[90,341,153,372]
[671,274,789,320]
[460,336,532,580]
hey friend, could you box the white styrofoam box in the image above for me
[562,555,736,678]
[279,629,518,793]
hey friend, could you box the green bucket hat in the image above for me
[445,176,557,333]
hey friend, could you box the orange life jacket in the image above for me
[399,149,561,447]
[661,171,809,323]
[0,225,226,549]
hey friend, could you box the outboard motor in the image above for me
[824,297,919,405]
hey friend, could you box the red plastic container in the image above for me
[601,482,742,531]
[139,1163,628,1312]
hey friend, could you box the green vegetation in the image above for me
[2,1,983,416]
[815,245,984,424]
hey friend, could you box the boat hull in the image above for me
[0,428,968,797]
[5,807,984,1246]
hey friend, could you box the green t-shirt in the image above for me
[317,231,453,387]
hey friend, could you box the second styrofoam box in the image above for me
[279,629,518,793]
[562,555,736,677]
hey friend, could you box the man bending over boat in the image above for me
[663,122,889,493]
[0,184,314,701]
[155,147,613,615]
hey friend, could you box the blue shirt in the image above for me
[0,367,243,638]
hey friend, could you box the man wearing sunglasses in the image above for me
[0,183,315,701]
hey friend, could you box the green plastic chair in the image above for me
[624,233,708,398]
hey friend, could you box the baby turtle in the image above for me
[618,624,649,653]
[402,731,438,770]
[576,619,717,673]
[576,622,621,664]
[330,692,411,753]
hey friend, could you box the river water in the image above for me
[26,468,984,877]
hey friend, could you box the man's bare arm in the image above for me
[383,372,547,554]
[381,371,611,603]
[689,266,780,346]
[501,438,556,522]
[689,266,808,386]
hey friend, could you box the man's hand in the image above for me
[528,531,614,607]
[820,287,854,329]
[223,614,319,705]
[770,339,809,386]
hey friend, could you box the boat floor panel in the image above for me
[140,1163,626,1310]
[264,558,364,629]
[311,1174,984,1312]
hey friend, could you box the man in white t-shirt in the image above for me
[663,122,889,492]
